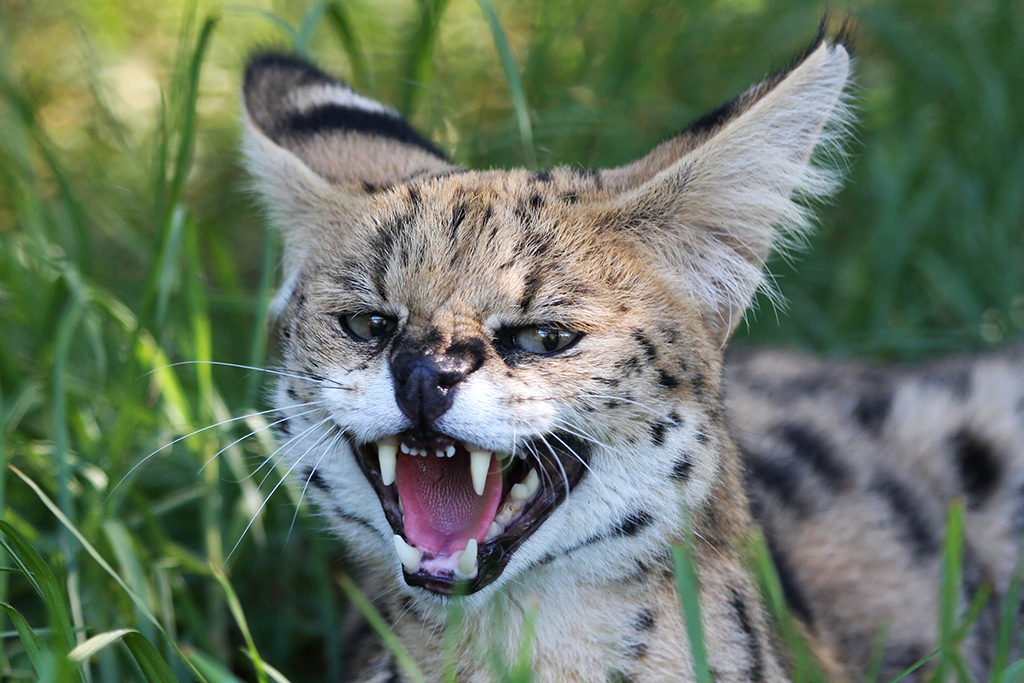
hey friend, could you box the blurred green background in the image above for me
[1,0,1022,680]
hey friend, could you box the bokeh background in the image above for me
[1,0,1022,680]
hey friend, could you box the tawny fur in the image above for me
[239,33,1024,683]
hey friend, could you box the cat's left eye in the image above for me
[510,327,581,355]
[341,313,397,341]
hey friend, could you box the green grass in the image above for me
[1,0,1022,680]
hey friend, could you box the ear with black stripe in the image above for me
[242,53,455,195]
[602,34,854,345]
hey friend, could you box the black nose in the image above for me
[390,351,478,426]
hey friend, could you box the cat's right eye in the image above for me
[340,313,397,341]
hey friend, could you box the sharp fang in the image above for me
[378,442,398,486]
[511,468,540,500]
[486,522,502,540]
[393,535,422,572]
[470,450,490,496]
[457,538,478,577]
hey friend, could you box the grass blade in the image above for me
[210,564,268,683]
[9,466,211,683]
[337,572,426,683]
[1,602,51,675]
[672,507,711,683]
[325,1,372,92]
[475,0,537,169]
[398,0,451,117]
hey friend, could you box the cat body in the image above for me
[239,30,1024,682]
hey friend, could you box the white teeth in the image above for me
[400,442,411,455]
[377,442,398,486]
[393,535,421,572]
[434,450,445,458]
[445,445,456,457]
[495,500,522,526]
[510,468,540,501]
[470,450,491,496]
[456,538,478,577]
[486,522,502,540]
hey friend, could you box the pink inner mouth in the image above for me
[395,449,503,556]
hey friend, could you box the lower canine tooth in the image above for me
[378,443,398,486]
[393,535,422,572]
[470,450,490,496]
[457,538,478,577]
[510,468,540,500]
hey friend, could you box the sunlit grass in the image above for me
[1,0,1022,680]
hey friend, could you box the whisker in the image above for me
[287,429,345,540]
[227,425,337,563]
[108,401,320,498]
[581,393,675,421]
[148,360,345,390]
[252,418,332,488]
[198,405,324,473]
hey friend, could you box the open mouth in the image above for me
[352,430,588,595]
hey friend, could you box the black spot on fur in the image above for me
[952,429,1001,508]
[520,267,543,312]
[529,193,544,210]
[287,387,300,401]
[672,456,694,481]
[449,202,467,240]
[854,391,892,434]
[688,371,706,398]
[533,170,552,182]
[871,475,939,557]
[650,420,672,446]
[632,330,658,361]
[730,589,765,683]
[277,416,291,436]
[635,608,656,631]
[308,470,329,492]
[613,511,653,536]
[777,424,849,492]
[695,428,708,445]
[657,369,679,389]
[764,535,815,627]
[362,180,389,194]
[744,451,811,518]
[626,640,648,658]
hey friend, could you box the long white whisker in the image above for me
[227,425,337,563]
[252,418,332,488]
[582,393,674,420]
[537,435,571,495]
[199,405,324,473]
[108,401,320,498]
[288,430,345,540]
[149,360,345,390]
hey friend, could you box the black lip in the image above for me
[350,430,590,595]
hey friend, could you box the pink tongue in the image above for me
[396,451,503,556]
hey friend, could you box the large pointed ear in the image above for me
[241,53,458,310]
[603,35,853,346]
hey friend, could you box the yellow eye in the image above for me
[342,313,397,341]
[511,327,580,354]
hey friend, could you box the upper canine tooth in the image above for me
[393,535,422,572]
[377,442,398,486]
[456,538,478,577]
[510,469,540,501]
[470,451,491,496]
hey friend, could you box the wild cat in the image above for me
[238,26,1024,683]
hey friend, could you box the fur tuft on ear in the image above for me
[604,35,854,345]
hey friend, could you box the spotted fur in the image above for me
[240,28,1024,683]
